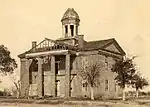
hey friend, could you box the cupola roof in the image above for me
[61,8,80,21]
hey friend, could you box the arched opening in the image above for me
[65,25,68,35]
[70,25,74,36]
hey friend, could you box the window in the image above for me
[82,82,88,91]
[70,25,74,36]
[105,80,109,91]
[105,57,108,67]
[43,56,51,71]
[55,55,65,70]
[59,58,65,70]
[65,25,68,34]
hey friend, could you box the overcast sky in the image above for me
[0,0,150,90]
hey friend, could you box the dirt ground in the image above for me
[0,102,148,107]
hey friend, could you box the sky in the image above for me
[0,0,150,91]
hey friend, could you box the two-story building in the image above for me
[18,8,126,99]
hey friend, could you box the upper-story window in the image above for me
[43,56,51,71]
[83,82,88,91]
[105,79,109,91]
[105,56,108,67]
[55,55,65,70]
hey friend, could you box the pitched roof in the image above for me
[18,38,125,58]
[18,38,79,58]
[82,38,126,55]
[83,38,114,50]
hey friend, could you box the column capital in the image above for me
[20,58,28,61]
[37,57,44,64]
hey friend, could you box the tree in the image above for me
[78,62,104,100]
[0,45,17,74]
[132,73,149,97]
[111,57,136,101]
[9,73,20,98]
[0,45,18,97]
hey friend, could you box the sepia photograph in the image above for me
[0,0,149,107]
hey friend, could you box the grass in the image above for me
[0,96,149,107]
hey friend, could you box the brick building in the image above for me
[18,8,125,99]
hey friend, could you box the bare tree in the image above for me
[8,73,21,98]
[78,62,104,100]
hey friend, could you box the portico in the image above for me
[26,49,74,98]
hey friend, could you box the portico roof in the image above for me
[18,38,79,58]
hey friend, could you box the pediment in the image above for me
[105,44,121,53]
[27,38,78,54]
[30,38,67,53]
[36,38,55,49]
[103,39,125,55]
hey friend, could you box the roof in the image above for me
[82,38,126,55]
[83,38,114,50]
[18,38,125,58]
[61,8,80,21]
[18,38,79,58]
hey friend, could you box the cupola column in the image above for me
[68,24,72,37]
[74,25,76,36]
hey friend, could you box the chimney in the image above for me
[32,41,37,51]
[78,35,84,48]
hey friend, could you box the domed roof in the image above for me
[61,8,80,21]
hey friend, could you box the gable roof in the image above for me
[82,38,126,55]
[83,38,113,50]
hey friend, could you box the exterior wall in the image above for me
[20,51,123,99]
[70,53,123,99]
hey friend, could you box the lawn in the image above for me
[0,96,149,107]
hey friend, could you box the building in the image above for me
[18,8,126,99]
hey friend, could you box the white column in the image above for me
[76,25,78,35]
[65,54,71,98]
[68,24,71,37]
[20,58,32,98]
[51,56,56,97]
[74,25,76,36]
[62,25,65,37]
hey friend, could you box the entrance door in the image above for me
[56,80,60,97]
